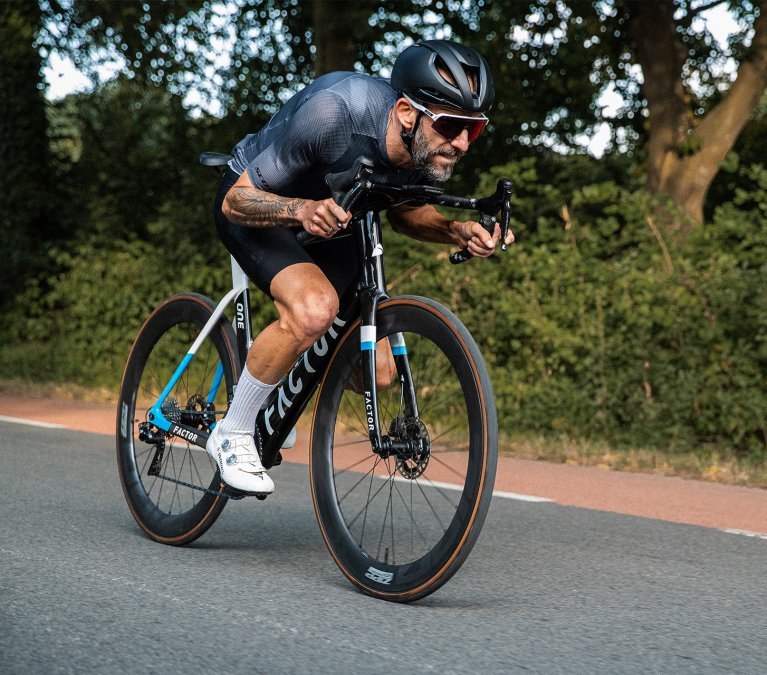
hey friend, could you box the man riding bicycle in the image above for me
[208,39,514,495]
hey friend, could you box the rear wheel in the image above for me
[116,293,239,545]
[310,296,497,601]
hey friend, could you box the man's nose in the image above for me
[450,129,470,152]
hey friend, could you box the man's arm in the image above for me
[387,203,457,244]
[387,203,513,258]
[223,170,350,237]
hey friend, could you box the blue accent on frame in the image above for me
[207,361,225,404]
[360,342,376,351]
[392,346,407,356]
[149,352,194,431]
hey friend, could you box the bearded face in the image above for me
[410,122,464,182]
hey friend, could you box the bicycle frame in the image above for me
[145,210,415,470]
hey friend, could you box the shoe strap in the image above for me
[224,451,265,471]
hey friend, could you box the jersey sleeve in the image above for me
[244,91,352,195]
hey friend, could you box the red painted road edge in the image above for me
[2,395,766,535]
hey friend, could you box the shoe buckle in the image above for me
[225,453,238,466]
[221,439,230,450]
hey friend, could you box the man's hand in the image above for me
[298,198,352,239]
[451,220,515,258]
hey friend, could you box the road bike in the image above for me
[116,154,512,602]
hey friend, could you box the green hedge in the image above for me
[383,160,767,460]
[0,235,276,388]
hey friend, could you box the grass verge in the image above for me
[501,432,767,489]
[0,378,118,405]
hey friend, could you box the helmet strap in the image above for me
[400,112,422,157]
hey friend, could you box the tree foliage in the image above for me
[441,0,767,223]
[37,1,767,221]
[0,1,57,307]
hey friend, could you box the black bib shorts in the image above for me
[214,168,360,300]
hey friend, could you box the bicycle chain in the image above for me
[154,420,266,500]
[155,472,245,500]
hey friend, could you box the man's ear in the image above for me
[395,97,417,132]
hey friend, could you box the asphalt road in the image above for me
[1,421,766,673]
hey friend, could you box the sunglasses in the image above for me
[404,94,489,143]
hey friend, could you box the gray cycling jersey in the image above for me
[229,72,426,200]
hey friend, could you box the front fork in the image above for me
[356,213,419,457]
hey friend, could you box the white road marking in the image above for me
[493,489,554,503]
[388,475,554,503]
[722,528,767,541]
[0,415,65,429]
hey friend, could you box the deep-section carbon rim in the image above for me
[311,297,497,601]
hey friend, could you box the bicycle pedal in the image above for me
[223,485,271,501]
[222,488,246,500]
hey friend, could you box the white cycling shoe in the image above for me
[206,425,274,495]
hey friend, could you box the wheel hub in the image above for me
[388,416,430,478]
[180,394,216,431]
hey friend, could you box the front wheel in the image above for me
[310,296,497,602]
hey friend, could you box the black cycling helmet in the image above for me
[391,39,495,113]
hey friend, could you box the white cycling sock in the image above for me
[217,366,276,436]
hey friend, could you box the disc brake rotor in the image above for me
[390,417,431,479]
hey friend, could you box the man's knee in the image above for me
[280,289,339,350]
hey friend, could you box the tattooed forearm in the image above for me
[286,199,304,219]
[224,187,306,227]
[387,204,455,244]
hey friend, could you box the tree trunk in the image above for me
[312,0,365,75]
[0,1,54,307]
[629,0,767,227]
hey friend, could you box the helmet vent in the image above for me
[434,56,458,88]
[464,66,479,95]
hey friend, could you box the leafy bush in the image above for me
[383,159,767,461]
[0,235,275,389]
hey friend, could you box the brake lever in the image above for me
[449,179,513,265]
[498,179,513,252]
[449,213,497,265]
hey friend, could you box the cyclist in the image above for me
[208,39,514,494]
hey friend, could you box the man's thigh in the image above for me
[216,216,359,299]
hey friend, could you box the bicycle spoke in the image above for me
[415,474,461,510]
[169,448,181,514]
[376,473,394,560]
[346,465,392,531]
[429,418,467,444]
[336,456,381,506]
[333,437,371,449]
[138,444,154,476]
[390,479,430,552]
[333,450,378,476]
[426,453,469,483]
[411,477,448,531]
